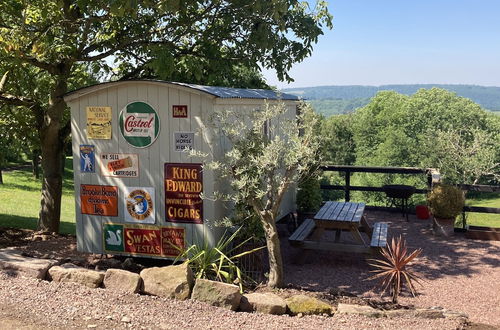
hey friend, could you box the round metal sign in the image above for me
[119,101,160,148]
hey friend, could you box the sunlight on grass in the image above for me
[0,159,76,235]
[465,193,500,228]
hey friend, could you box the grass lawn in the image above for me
[0,158,76,235]
[465,193,500,228]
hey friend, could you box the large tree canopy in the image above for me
[0,0,332,232]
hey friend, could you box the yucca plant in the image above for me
[368,236,423,304]
[173,227,264,292]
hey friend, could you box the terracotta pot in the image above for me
[433,217,455,237]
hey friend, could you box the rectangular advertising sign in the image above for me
[86,106,112,139]
[79,145,95,173]
[161,227,185,257]
[164,163,203,224]
[80,185,118,216]
[172,105,188,118]
[103,223,185,257]
[100,153,139,177]
[174,132,194,152]
[124,227,162,256]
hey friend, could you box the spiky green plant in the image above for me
[368,236,423,303]
[173,227,264,292]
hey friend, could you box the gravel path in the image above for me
[1,210,498,329]
[283,211,500,327]
[0,273,464,329]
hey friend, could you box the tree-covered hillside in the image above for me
[284,84,500,116]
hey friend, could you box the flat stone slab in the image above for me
[0,248,58,279]
[285,294,333,316]
[240,292,287,315]
[337,303,385,318]
[48,263,104,288]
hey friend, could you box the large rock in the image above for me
[239,292,287,315]
[48,263,104,288]
[0,248,58,279]
[140,263,193,300]
[336,303,384,318]
[285,294,333,316]
[191,279,242,311]
[103,268,142,294]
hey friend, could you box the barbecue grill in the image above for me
[382,184,416,221]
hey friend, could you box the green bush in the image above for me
[427,184,465,219]
[297,174,322,212]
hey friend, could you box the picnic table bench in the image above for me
[289,201,389,255]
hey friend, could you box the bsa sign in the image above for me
[100,153,139,177]
[165,163,203,224]
[172,105,188,118]
[119,101,160,148]
[102,223,185,257]
[80,145,95,173]
[80,185,118,216]
[124,187,155,224]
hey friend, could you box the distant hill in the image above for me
[283,84,500,116]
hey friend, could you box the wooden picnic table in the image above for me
[289,201,388,255]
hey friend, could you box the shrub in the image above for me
[297,173,322,213]
[427,184,465,219]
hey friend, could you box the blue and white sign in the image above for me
[80,145,95,173]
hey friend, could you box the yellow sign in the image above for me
[86,106,112,139]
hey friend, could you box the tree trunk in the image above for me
[0,168,3,184]
[37,74,69,234]
[32,149,40,179]
[261,212,284,288]
[38,124,64,233]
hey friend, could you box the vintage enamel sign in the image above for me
[165,163,203,224]
[119,101,160,148]
[86,106,112,139]
[100,153,139,177]
[80,185,118,216]
[124,187,155,224]
[174,132,194,152]
[79,145,95,173]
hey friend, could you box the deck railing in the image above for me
[319,165,500,225]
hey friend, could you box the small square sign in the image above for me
[172,105,188,118]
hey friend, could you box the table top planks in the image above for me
[314,201,366,224]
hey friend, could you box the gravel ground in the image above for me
[0,210,498,329]
[0,273,464,329]
[283,211,500,327]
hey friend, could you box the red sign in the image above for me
[124,227,162,256]
[165,163,203,224]
[172,105,188,118]
[80,185,118,216]
[161,227,185,257]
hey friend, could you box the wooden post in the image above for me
[345,170,351,202]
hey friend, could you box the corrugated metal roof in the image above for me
[64,80,300,101]
[170,82,299,100]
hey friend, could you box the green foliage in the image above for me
[285,84,500,114]
[319,113,356,165]
[427,184,465,219]
[174,228,264,292]
[368,236,423,304]
[297,174,322,212]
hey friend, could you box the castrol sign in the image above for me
[119,101,160,148]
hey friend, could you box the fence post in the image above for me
[345,170,350,202]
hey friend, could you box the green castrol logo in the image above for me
[119,101,160,148]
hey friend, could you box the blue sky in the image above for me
[263,0,500,88]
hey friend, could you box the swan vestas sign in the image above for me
[103,223,184,257]
[119,101,160,148]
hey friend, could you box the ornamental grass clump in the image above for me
[368,236,423,304]
[173,227,264,292]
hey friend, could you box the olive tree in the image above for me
[0,0,332,233]
[209,102,321,288]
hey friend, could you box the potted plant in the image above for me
[427,184,465,237]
